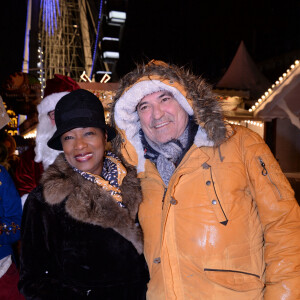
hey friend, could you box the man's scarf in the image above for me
[141,117,198,186]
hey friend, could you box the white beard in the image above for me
[34,113,62,170]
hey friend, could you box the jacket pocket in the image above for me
[204,268,264,292]
[256,155,294,200]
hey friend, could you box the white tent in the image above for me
[252,60,300,175]
[254,61,300,129]
[216,41,270,99]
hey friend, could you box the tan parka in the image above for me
[112,61,300,299]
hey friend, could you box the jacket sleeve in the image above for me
[19,186,80,300]
[242,129,300,299]
[0,166,22,246]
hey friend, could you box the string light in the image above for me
[37,43,45,97]
[228,120,263,128]
[24,130,37,139]
[249,59,300,112]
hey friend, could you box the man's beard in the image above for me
[34,114,61,170]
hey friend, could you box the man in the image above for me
[15,75,80,204]
[112,60,300,299]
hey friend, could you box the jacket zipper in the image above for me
[258,157,282,199]
[210,168,228,224]
[204,268,260,278]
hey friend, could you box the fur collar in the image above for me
[40,154,144,254]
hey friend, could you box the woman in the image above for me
[19,89,149,299]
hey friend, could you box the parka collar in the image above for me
[112,61,227,173]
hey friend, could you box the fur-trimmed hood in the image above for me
[40,153,144,254]
[111,60,229,173]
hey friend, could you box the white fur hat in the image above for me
[37,91,69,115]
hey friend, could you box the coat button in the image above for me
[212,200,217,205]
[170,198,177,205]
[0,181,2,186]
[206,180,211,186]
[153,257,161,264]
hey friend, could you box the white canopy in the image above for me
[254,62,300,129]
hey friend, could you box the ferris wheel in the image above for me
[23,0,126,93]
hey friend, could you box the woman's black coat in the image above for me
[19,154,149,299]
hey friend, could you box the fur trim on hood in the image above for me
[111,60,228,173]
[40,153,144,254]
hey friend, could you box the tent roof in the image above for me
[254,61,300,128]
[216,41,270,99]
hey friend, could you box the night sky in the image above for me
[1,0,300,86]
[117,0,300,83]
[0,0,27,85]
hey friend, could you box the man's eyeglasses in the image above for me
[47,110,55,120]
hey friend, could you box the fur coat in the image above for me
[19,154,149,299]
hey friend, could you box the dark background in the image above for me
[1,0,300,85]
[116,0,300,83]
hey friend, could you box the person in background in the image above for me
[0,132,19,180]
[112,60,300,299]
[0,142,10,171]
[0,99,24,299]
[19,89,149,299]
[0,165,24,300]
[15,74,80,206]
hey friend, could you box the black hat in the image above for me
[47,89,115,150]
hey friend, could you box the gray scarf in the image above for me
[145,124,189,186]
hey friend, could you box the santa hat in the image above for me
[37,91,69,115]
[37,74,80,115]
